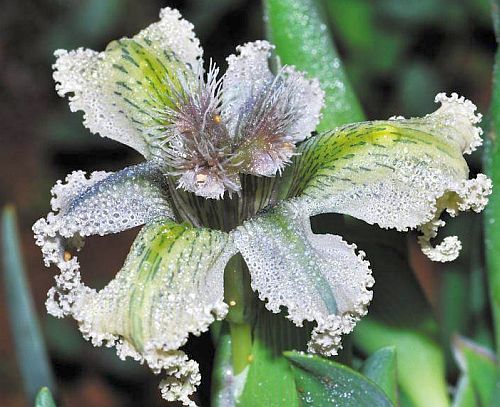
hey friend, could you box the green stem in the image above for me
[224,254,254,374]
[228,323,253,374]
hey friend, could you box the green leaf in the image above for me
[452,374,476,407]
[485,0,500,357]
[341,223,450,407]
[264,0,364,130]
[355,319,449,407]
[1,206,55,403]
[361,346,398,404]
[237,306,310,406]
[35,387,57,407]
[453,336,498,406]
[285,351,394,406]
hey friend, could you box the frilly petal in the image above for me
[280,65,324,141]
[138,7,203,71]
[392,92,483,155]
[286,93,491,263]
[36,218,235,406]
[53,8,201,157]
[33,162,173,264]
[221,41,324,143]
[221,40,275,136]
[232,201,373,356]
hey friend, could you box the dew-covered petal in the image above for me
[35,219,235,406]
[221,41,324,142]
[280,65,324,141]
[137,7,202,70]
[284,94,491,262]
[232,201,373,356]
[34,161,172,245]
[221,40,275,136]
[53,8,201,158]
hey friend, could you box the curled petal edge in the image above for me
[32,169,231,406]
[417,174,492,262]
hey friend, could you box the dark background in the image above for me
[0,0,495,405]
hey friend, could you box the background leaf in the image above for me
[485,0,500,358]
[452,336,497,406]
[264,0,364,130]
[361,346,398,404]
[237,307,308,406]
[285,351,393,407]
[35,387,57,407]
[1,207,55,403]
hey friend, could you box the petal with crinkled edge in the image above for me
[284,94,491,262]
[38,220,235,406]
[232,201,373,356]
[391,92,484,155]
[138,7,202,71]
[280,65,324,141]
[32,162,173,261]
[221,41,324,141]
[53,8,201,157]
[222,41,274,136]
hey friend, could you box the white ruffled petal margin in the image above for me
[32,163,235,405]
[221,40,324,141]
[53,8,202,157]
[293,93,491,263]
[232,201,374,356]
[138,7,203,71]
[222,40,275,136]
[281,65,324,142]
[74,221,235,406]
[417,173,492,262]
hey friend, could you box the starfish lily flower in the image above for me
[33,7,491,405]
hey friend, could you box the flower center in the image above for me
[152,64,307,200]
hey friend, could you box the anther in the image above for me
[63,251,72,261]
[196,174,207,185]
[213,114,222,124]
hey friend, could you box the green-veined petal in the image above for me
[285,93,491,262]
[40,220,235,406]
[232,200,374,356]
[53,8,201,157]
[33,162,173,273]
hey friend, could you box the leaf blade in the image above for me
[285,351,394,407]
[453,336,497,406]
[1,206,55,403]
[35,387,57,407]
[361,346,398,404]
[485,0,500,357]
[264,0,364,130]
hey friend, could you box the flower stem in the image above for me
[224,254,254,374]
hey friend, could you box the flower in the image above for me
[33,7,491,406]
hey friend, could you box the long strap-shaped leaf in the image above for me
[1,207,55,403]
[264,0,364,130]
[485,0,500,358]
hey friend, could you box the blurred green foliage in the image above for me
[0,0,497,406]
